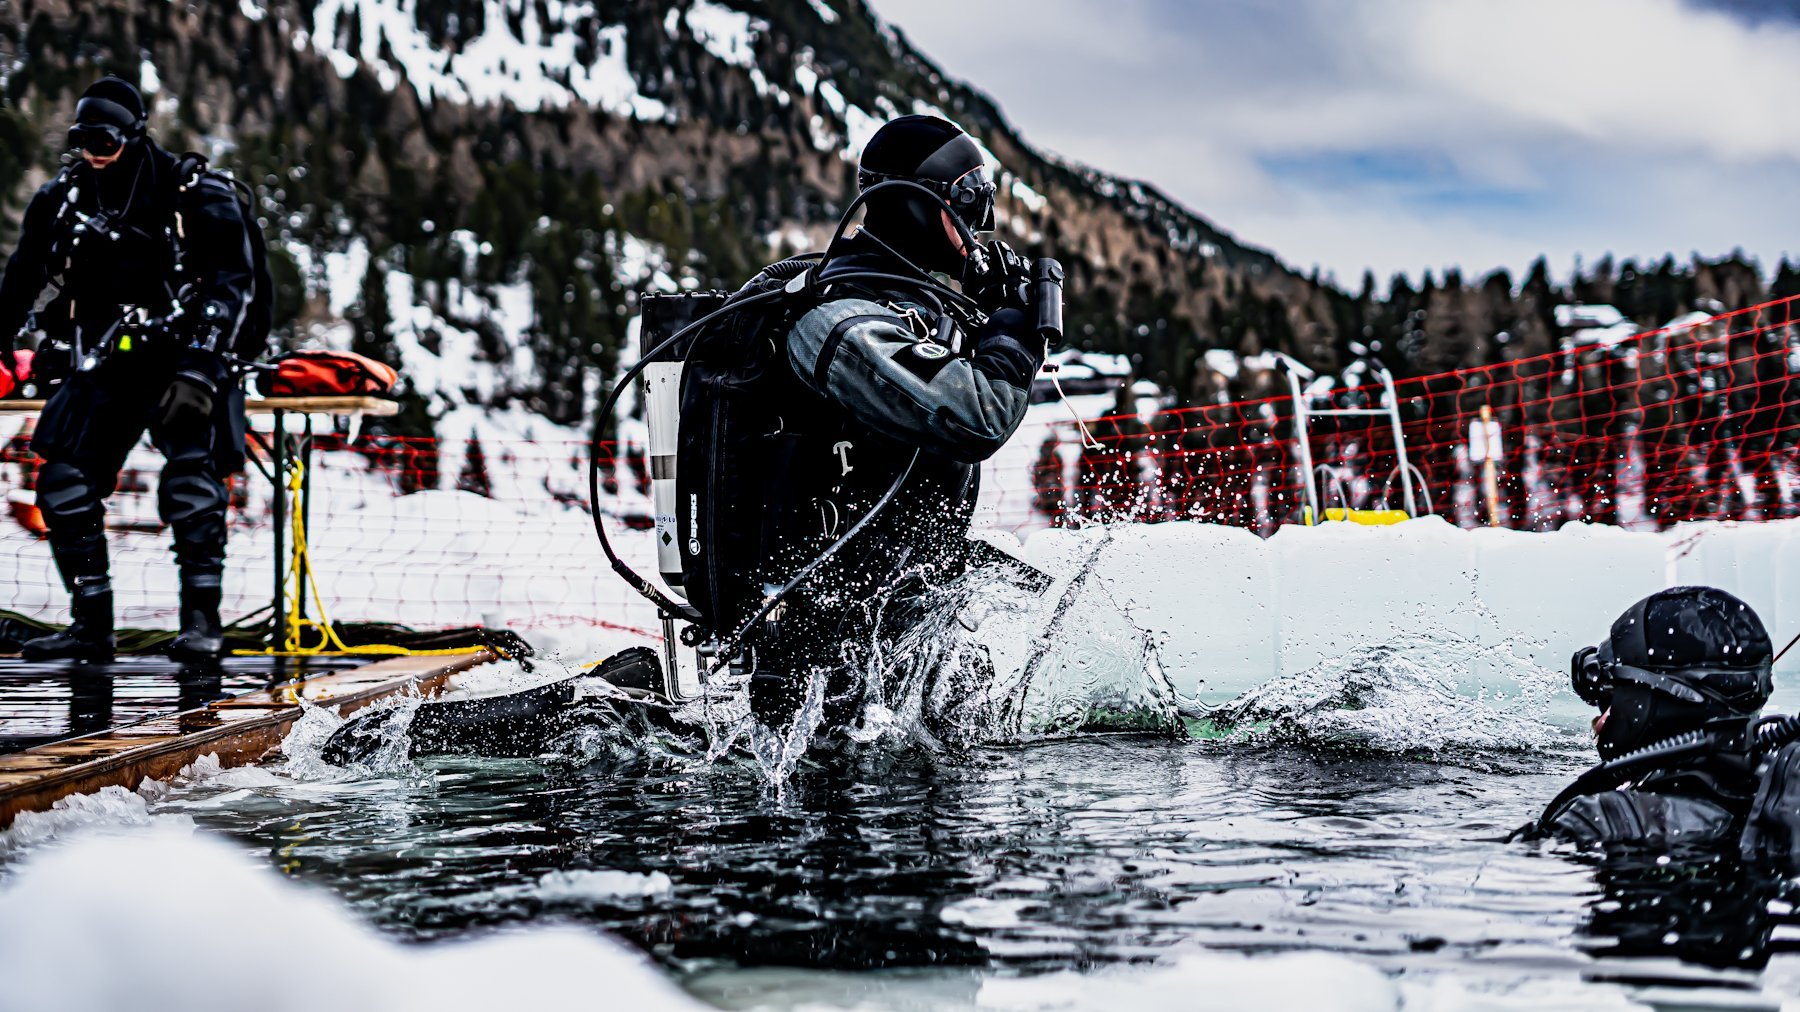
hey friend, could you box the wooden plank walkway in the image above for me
[0,655,359,755]
[0,651,492,828]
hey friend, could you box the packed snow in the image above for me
[305,0,674,119]
[0,828,709,1012]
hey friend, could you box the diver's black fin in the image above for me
[321,676,582,765]
[586,646,664,695]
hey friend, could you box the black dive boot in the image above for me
[22,576,116,663]
[167,574,225,664]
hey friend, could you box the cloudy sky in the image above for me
[872,0,1800,288]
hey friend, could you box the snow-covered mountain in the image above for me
[0,0,1346,430]
[0,0,1788,444]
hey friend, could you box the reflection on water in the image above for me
[1578,847,1797,973]
[115,735,1782,999]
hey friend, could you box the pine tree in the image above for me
[1772,257,1800,302]
[351,258,394,366]
[458,435,492,498]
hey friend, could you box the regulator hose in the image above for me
[1531,713,1800,836]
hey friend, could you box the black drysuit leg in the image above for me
[152,421,229,587]
[30,374,147,588]
[150,374,245,621]
[30,364,246,614]
[26,373,147,658]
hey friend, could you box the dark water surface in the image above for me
[140,733,1800,1007]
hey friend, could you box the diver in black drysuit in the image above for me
[0,77,257,664]
[1523,586,1800,968]
[720,115,1045,731]
[321,116,1047,765]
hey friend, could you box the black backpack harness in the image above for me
[36,150,272,371]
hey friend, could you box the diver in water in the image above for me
[1522,586,1800,969]
[725,115,1044,731]
[325,116,1056,764]
[608,113,1052,735]
[1527,586,1800,861]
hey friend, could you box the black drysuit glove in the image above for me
[963,240,1034,315]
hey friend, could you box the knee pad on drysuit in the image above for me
[158,466,228,577]
[35,461,109,581]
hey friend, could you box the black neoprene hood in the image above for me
[74,77,145,131]
[858,114,984,187]
[1610,586,1773,671]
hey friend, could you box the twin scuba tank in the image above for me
[639,286,794,639]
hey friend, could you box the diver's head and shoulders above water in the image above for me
[747,113,1050,463]
[1527,586,1800,871]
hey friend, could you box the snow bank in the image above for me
[0,827,705,1012]
[981,951,1398,1011]
[977,948,1652,1011]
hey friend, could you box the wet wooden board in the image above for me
[0,395,400,416]
[0,651,492,829]
[0,655,359,755]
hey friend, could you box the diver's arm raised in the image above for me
[787,299,1041,462]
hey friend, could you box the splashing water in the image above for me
[242,528,1199,791]
[750,530,1186,762]
[1204,626,1577,753]
[539,534,1183,783]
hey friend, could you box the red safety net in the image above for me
[1008,296,1800,533]
[0,427,651,635]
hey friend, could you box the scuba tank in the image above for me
[638,292,728,599]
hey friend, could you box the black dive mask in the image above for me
[1572,641,1772,714]
[858,163,997,232]
[68,123,127,158]
[1571,644,1610,708]
[70,89,145,159]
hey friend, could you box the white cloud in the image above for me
[1393,0,1800,162]
[873,0,1800,283]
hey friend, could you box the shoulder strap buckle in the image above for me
[174,152,211,193]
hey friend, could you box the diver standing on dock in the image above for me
[0,77,263,664]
